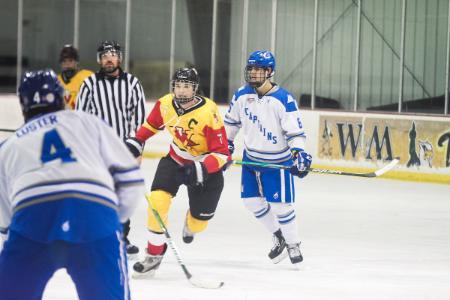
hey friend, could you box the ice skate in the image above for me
[126,243,139,260]
[268,229,288,263]
[182,216,194,244]
[287,243,303,265]
[132,245,167,278]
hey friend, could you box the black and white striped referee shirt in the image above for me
[76,69,146,139]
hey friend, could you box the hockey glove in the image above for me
[290,148,312,178]
[176,162,208,187]
[227,140,235,155]
[125,137,144,158]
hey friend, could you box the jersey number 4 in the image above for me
[41,129,77,163]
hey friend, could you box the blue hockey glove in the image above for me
[290,148,312,178]
[227,140,235,155]
[125,137,144,158]
[176,162,208,187]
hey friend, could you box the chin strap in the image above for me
[174,96,195,104]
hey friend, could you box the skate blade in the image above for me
[127,253,139,261]
[290,262,301,270]
[132,269,156,279]
[271,249,288,264]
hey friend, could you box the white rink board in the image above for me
[1,94,450,181]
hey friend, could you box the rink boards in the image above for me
[1,94,449,184]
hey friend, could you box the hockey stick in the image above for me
[232,158,400,178]
[144,194,224,289]
[0,128,15,132]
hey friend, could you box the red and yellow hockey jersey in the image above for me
[135,94,230,173]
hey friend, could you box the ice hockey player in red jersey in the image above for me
[125,67,230,276]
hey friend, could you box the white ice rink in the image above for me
[42,158,450,300]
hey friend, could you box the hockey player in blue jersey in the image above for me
[0,69,144,299]
[225,50,312,266]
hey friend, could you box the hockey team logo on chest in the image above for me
[247,95,267,104]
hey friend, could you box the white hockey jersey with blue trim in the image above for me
[225,84,306,163]
[0,110,144,242]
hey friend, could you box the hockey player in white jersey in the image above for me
[0,69,144,299]
[225,50,312,265]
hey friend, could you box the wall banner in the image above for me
[318,115,450,170]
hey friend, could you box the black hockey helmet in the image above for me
[171,67,199,104]
[172,67,199,85]
[97,40,122,63]
[59,44,79,62]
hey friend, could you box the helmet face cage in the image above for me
[244,66,270,88]
[96,41,122,63]
[171,68,199,104]
[244,50,276,87]
[171,80,199,104]
[18,69,65,119]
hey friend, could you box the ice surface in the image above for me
[42,159,450,300]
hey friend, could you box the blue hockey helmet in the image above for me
[245,50,276,88]
[246,50,276,77]
[18,69,65,121]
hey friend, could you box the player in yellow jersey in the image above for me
[57,45,93,109]
[125,67,230,277]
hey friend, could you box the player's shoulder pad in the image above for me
[79,69,94,77]
[233,84,254,101]
[201,96,218,107]
[73,110,108,128]
[269,86,298,112]
[158,93,174,105]
[0,134,16,154]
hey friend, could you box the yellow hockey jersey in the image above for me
[58,69,93,109]
[135,94,230,173]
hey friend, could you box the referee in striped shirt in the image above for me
[76,40,146,257]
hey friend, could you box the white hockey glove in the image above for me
[125,137,144,158]
[176,162,208,187]
[290,148,312,178]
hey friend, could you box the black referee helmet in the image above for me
[97,40,122,63]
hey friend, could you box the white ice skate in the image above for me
[132,245,167,278]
